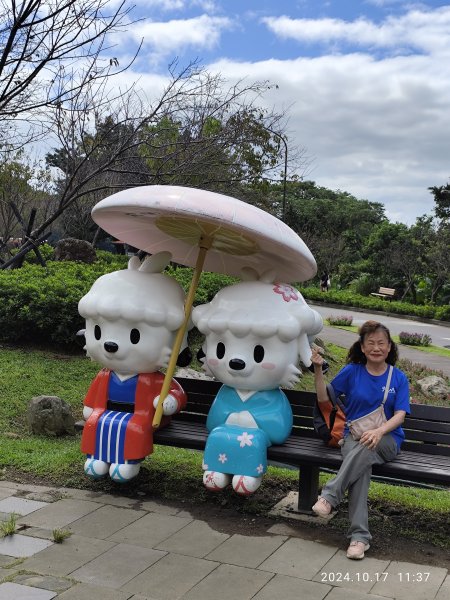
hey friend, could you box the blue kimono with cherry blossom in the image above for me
[203,385,293,477]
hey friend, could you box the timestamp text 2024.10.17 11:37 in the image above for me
[320,572,431,584]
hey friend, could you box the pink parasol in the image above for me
[91,185,317,426]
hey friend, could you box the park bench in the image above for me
[153,377,450,513]
[370,287,396,300]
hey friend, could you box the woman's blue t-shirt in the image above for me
[331,363,410,449]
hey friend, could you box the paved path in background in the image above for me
[0,480,448,600]
[310,304,450,377]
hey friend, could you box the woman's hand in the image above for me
[311,344,330,403]
[310,346,325,369]
[360,428,384,449]
[360,411,406,449]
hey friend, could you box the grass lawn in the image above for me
[0,343,449,550]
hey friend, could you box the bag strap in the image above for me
[381,365,394,406]
[326,383,346,413]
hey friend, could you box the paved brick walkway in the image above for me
[0,481,448,599]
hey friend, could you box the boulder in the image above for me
[416,376,449,400]
[27,395,76,436]
[175,367,214,380]
[54,238,96,263]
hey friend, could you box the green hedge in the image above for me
[0,258,235,346]
[167,266,237,303]
[0,260,125,345]
[299,287,450,321]
[0,256,448,348]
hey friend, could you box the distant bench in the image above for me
[152,377,450,513]
[370,287,396,300]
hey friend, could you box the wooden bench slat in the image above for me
[395,451,450,465]
[403,418,450,434]
[402,432,450,446]
[407,404,450,420]
[175,377,220,393]
[401,442,450,456]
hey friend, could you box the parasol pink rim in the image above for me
[91,185,317,283]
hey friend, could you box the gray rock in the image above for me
[416,375,449,400]
[175,367,214,380]
[54,238,96,263]
[27,395,76,436]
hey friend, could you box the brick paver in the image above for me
[0,483,447,600]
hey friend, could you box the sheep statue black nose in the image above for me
[104,341,119,353]
[229,358,245,370]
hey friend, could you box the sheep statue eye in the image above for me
[130,328,140,344]
[94,325,101,340]
[216,342,225,359]
[254,345,265,363]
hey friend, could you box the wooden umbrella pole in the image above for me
[153,237,212,428]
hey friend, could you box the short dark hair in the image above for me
[346,320,398,365]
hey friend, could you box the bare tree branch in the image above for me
[0,0,141,150]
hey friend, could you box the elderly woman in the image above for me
[192,268,323,495]
[311,320,410,559]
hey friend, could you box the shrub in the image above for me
[435,305,450,321]
[399,332,432,347]
[0,257,133,346]
[168,266,237,304]
[347,274,378,296]
[326,315,353,326]
[299,286,449,322]
[0,257,237,347]
[22,243,55,264]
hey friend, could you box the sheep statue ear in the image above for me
[127,255,141,271]
[138,251,172,274]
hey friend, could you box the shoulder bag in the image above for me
[347,365,393,441]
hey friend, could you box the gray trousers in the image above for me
[320,434,398,545]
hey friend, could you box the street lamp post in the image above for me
[279,133,288,222]
[263,127,288,222]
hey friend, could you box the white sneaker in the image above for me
[347,540,370,560]
[232,475,262,495]
[312,496,333,517]
[203,471,231,491]
[109,462,141,483]
[84,458,109,479]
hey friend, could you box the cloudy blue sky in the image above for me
[110,0,450,223]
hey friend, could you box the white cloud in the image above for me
[206,46,450,223]
[130,0,218,12]
[261,7,450,55]
[128,15,233,63]
[364,0,408,6]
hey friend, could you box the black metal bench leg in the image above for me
[297,465,319,513]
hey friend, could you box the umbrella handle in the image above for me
[153,240,211,428]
